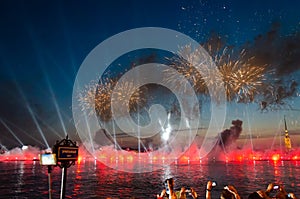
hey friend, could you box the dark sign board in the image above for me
[57,146,78,161]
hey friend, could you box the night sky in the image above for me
[0,0,300,149]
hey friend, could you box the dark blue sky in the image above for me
[0,0,300,148]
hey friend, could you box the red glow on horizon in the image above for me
[1,147,300,165]
[292,155,299,160]
[272,154,280,161]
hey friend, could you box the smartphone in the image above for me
[273,185,279,190]
[164,182,170,194]
[39,153,57,166]
[212,181,217,187]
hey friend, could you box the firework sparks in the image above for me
[78,78,147,121]
[164,45,223,97]
[164,56,206,94]
[217,48,272,102]
[231,65,267,102]
[111,81,147,114]
[165,45,273,103]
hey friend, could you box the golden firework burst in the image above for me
[165,45,272,103]
[78,78,147,121]
[164,45,224,102]
[217,49,270,102]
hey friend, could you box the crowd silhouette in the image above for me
[156,179,297,199]
[104,179,297,199]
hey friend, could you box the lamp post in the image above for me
[39,152,56,199]
[48,165,53,199]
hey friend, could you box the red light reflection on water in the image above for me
[78,148,300,164]
[0,147,299,165]
[222,150,300,162]
[1,154,38,162]
[77,155,82,164]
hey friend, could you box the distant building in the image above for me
[284,116,292,151]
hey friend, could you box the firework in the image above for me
[78,78,147,121]
[164,56,206,94]
[78,79,113,121]
[164,45,224,103]
[217,49,272,103]
[165,45,273,103]
[164,45,222,94]
[111,80,147,114]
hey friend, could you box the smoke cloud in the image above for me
[217,119,243,150]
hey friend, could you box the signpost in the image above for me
[57,146,79,161]
[52,135,78,199]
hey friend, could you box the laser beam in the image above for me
[0,118,24,146]
[44,74,68,136]
[11,72,50,149]
[26,104,50,149]
[34,113,63,140]
[4,119,46,147]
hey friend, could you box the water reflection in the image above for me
[0,161,299,198]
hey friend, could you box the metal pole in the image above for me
[60,166,67,199]
[48,166,52,199]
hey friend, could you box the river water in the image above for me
[0,160,299,199]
